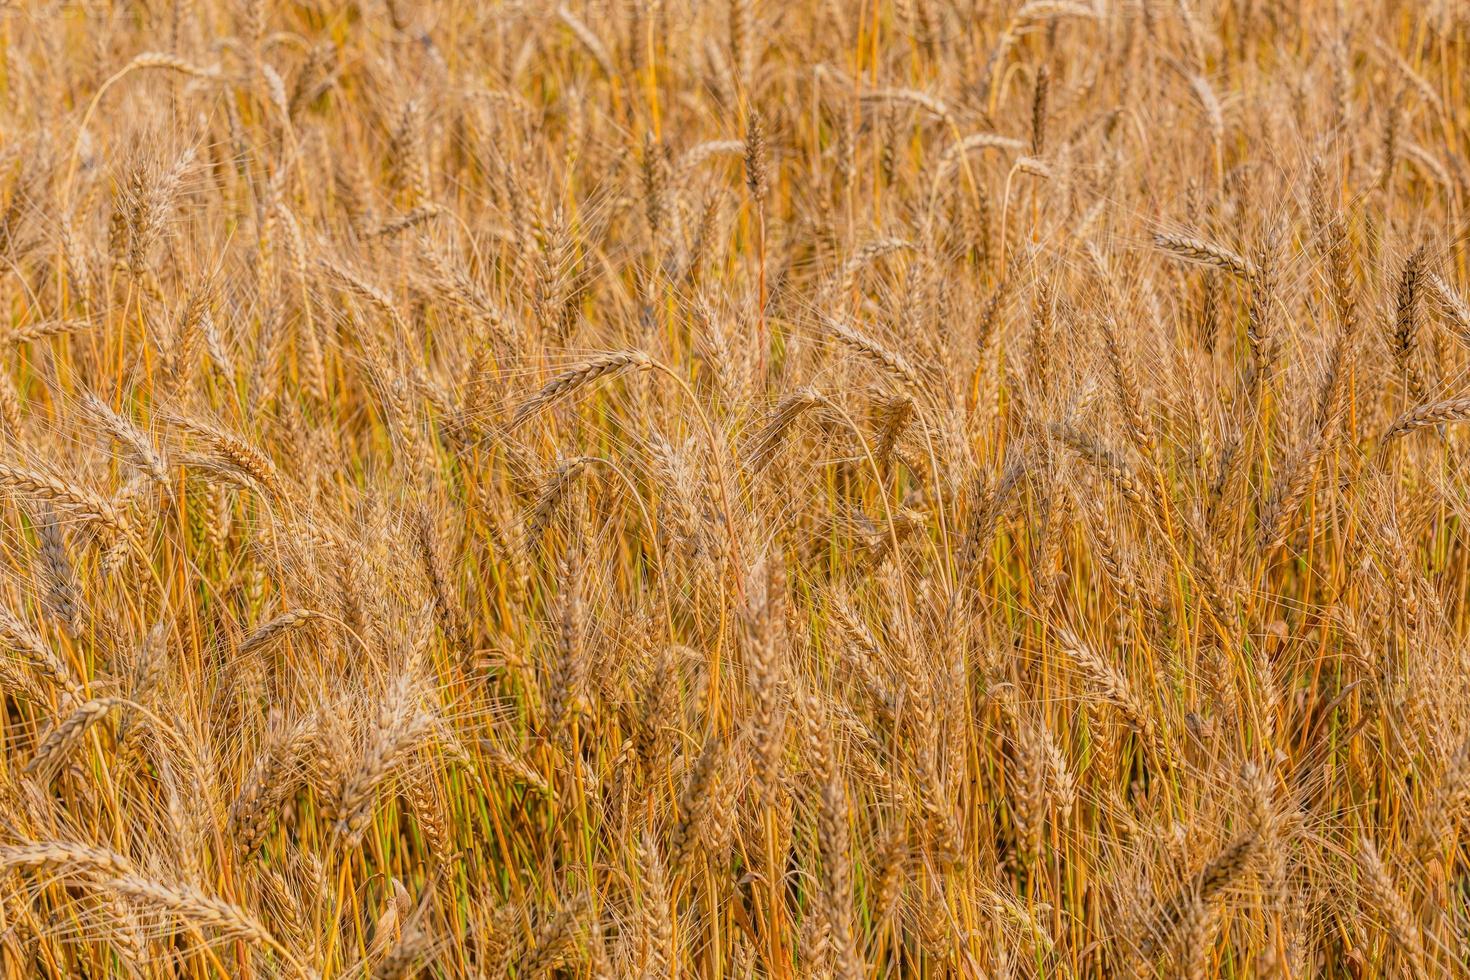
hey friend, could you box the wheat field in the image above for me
[1,0,1469,977]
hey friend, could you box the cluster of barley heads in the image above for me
[2,0,1470,977]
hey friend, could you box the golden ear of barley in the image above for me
[633,648,680,773]
[1403,141,1450,188]
[170,416,285,500]
[936,132,1026,187]
[1016,0,1101,21]
[231,714,320,852]
[831,237,914,301]
[1039,721,1076,820]
[742,386,821,474]
[336,680,435,844]
[0,370,21,444]
[33,507,82,639]
[1248,297,1281,389]
[1051,428,1147,511]
[0,607,72,690]
[1355,837,1428,977]
[104,873,279,949]
[1380,396,1470,444]
[1152,233,1256,280]
[27,697,127,781]
[1056,629,1170,762]
[543,552,588,737]
[4,318,92,346]
[826,318,924,394]
[238,608,320,658]
[1379,95,1401,189]
[81,392,171,490]
[744,110,768,202]
[860,86,953,125]
[1097,317,1156,461]
[806,706,862,980]
[680,139,746,177]
[523,455,595,553]
[1015,155,1052,178]
[1139,833,1258,962]
[1392,247,1427,384]
[182,452,271,497]
[641,132,667,238]
[510,351,652,427]
[161,279,213,392]
[1187,71,1224,139]
[635,832,674,975]
[1413,739,1470,859]
[402,765,448,854]
[1429,271,1470,343]
[318,258,406,332]
[1259,426,1331,551]
[521,897,585,979]
[0,460,131,539]
[479,738,551,797]
[126,51,218,78]
[670,735,726,872]
[1030,64,1050,156]
[368,203,445,239]
[0,841,134,878]
[412,506,470,655]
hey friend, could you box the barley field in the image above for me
[2,0,1470,977]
